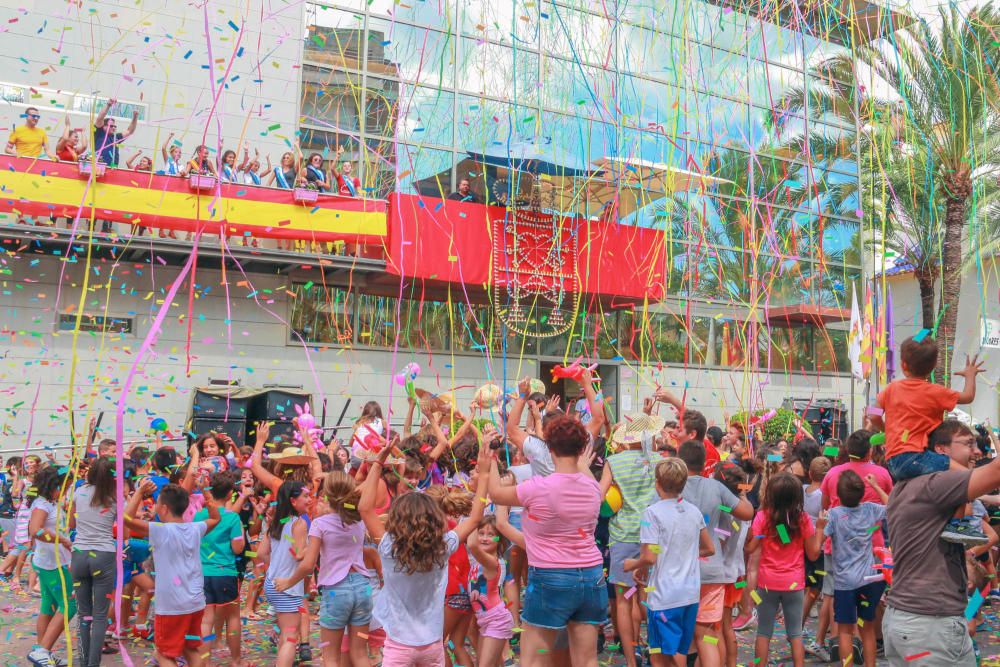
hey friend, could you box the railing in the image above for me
[0,155,389,258]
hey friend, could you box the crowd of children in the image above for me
[0,339,999,667]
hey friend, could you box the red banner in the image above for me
[386,193,666,304]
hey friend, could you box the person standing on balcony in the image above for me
[267,151,298,189]
[93,98,138,167]
[183,144,217,177]
[55,116,87,162]
[331,145,360,197]
[303,152,331,192]
[161,133,183,175]
[447,178,480,203]
[5,107,55,159]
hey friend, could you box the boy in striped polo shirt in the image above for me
[601,414,662,667]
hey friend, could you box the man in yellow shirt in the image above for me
[5,107,54,159]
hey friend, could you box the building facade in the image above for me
[0,0,883,448]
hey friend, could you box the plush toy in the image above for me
[293,403,324,446]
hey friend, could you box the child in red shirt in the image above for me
[875,334,985,544]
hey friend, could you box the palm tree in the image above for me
[772,6,1000,379]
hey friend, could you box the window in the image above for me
[356,293,450,350]
[289,284,354,344]
[57,314,133,334]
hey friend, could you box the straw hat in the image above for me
[414,388,455,415]
[473,383,502,410]
[612,413,666,446]
[268,447,313,466]
[529,378,546,395]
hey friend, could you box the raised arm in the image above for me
[402,396,417,437]
[201,486,222,535]
[122,110,138,139]
[180,443,200,492]
[580,368,605,438]
[955,354,984,405]
[295,418,323,481]
[125,151,142,170]
[95,98,114,129]
[487,457,520,507]
[505,377,532,449]
[358,440,394,542]
[249,422,282,495]
[123,478,157,537]
[453,445,490,542]
[493,503,525,549]
[161,132,174,162]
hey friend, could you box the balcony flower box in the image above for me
[77,161,107,179]
[293,187,319,203]
[188,173,217,191]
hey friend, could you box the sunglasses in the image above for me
[26,113,39,119]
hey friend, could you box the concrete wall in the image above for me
[0,254,858,451]
[0,0,303,169]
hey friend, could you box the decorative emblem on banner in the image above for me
[491,175,580,338]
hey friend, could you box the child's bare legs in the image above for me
[520,624,558,667]
[477,635,506,667]
[346,625,371,667]
[319,627,344,667]
[217,600,244,666]
[721,606,736,667]
[817,594,833,647]
[154,650,179,667]
[443,607,473,667]
[616,585,642,667]
[275,611,301,667]
[695,622,721,667]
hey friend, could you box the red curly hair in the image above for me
[542,415,588,458]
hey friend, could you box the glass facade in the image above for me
[296,0,860,373]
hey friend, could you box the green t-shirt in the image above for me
[193,507,243,577]
[608,449,657,544]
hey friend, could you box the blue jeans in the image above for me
[319,571,374,629]
[522,565,608,629]
[886,450,950,482]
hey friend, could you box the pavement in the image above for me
[0,581,997,666]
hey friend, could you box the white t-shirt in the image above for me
[149,521,209,615]
[721,518,750,581]
[73,485,116,552]
[373,530,459,646]
[523,435,554,477]
[639,498,705,611]
[30,498,71,570]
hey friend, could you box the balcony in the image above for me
[0,155,388,277]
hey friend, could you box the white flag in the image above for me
[848,282,863,379]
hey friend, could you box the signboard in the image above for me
[981,319,1000,348]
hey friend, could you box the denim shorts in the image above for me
[521,565,608,629]
[886,450,950,482]
[608,542,641,587]
[319,571,374,629]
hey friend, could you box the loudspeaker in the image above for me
[189,418,247,446]
[249,389,312,422]
[191,389,251,419]
[782,398,848,444]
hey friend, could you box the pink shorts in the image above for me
[696,583,725,624]
[381,637,445,667]
[475,603,515,640]
[339,627,386,653]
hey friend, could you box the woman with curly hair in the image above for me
[486,414,608,667]
[358,438,490,667]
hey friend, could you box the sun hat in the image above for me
[611,413,666,446]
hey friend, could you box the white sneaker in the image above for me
[49,654,68,667]
[27,647,54,667]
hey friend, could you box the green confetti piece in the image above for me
[823,446,839,457]
[776,524,790,544]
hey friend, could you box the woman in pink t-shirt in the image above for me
[747,473,822,667]
[487,415,606,667]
